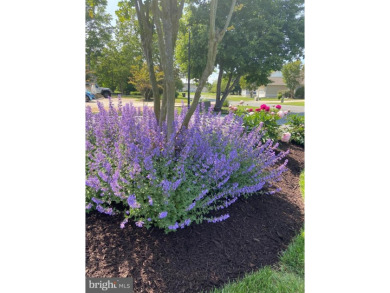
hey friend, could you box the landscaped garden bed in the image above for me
[86,142,304,293]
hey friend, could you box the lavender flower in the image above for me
[120,218,129,229]
[92,197,104,205]
[159,211,168,219]
[207,214,230,223]
[127,194,140,208]
[168,222,179,230]
[85,98,289,233]
[135,220,144,227]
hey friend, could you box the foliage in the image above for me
[239,75,259,98]
[85,0,113,68]
[286,114,305,145]
[177,0,304,108]
[281,60,304,99]
[92,3,143,93]
[295,86,305,99]
[128,62,164,100]
[222,98,230,107]
[233,104,289,143]
[278,91,291,100]
[85,99,289,233]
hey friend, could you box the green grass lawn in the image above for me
[267,101,305,107]
[210,169,305,293]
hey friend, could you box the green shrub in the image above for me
[295,86,304,99]
[286,114,304,145]
[278,91,291,100]
[234,104,286,143]
[222,98,229,107]
[131,91,142,96]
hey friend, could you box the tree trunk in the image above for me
[214,65,224,112]
[215,74,241,112]
[134,0,161,121]
[152,0,184,137]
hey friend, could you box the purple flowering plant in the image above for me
[86,98,289,233]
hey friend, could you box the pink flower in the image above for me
[265,106,270,112]
[284,111,289,116]
[276,105,281,109]
[247,108,253,112]
[260,104,267,110]
[255,108,261,112]
[281,132,291,143]
[277,111,285,118]
[271,112,275,115]
[239,100,244,104]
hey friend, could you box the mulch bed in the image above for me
[86,143,304,293]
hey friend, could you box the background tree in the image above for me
[94,4,143,93]
[85,0,113,72]
[281,60,303,99]
[176,0,304,111]
[129,62,164,100]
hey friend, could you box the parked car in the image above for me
[86,90,95,102]
[86,82,112,99]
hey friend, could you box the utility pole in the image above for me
[187,26,191,108]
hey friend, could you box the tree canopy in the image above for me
[176,0,304,110]
[85,0,113,68]
[281,60,304,99]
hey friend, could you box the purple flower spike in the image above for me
[135,220,144,227]
[127,194,140,208]
[159,211,168,219]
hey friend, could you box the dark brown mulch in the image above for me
[86,143,304,293]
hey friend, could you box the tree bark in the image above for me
[152,0,184,137]
[214,65,224,111]
[134,0,161,121]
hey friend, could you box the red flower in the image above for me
[265,106,270,112]
[248,108,253,112]
[260,104,267,110]
[255,108,261,112]
[276,105,281,109]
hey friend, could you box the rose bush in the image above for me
[231,104,288,143]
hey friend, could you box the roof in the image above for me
[268,77,286,86]
[267,76,304,86]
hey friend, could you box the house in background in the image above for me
[255,71,304,99]
[256,71,288,98]
[241,89,256,97]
